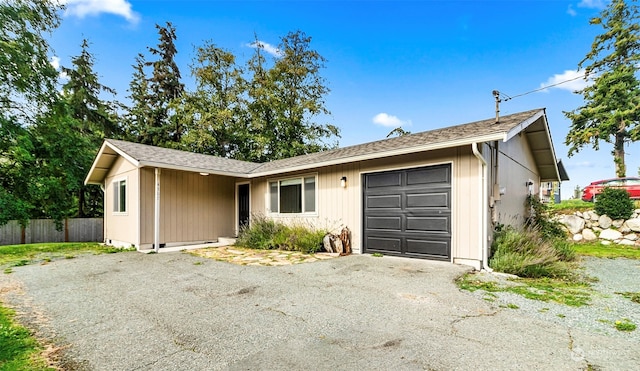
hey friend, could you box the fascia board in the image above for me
[139,161,251,178]
[504,110,545,142]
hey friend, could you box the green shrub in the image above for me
[490,226,574,278]
[594,187,634,220]
[525,196,567,240]
[236,216,328,253]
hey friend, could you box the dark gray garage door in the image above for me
[363,164,451,260]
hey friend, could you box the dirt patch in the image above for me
[188,245,339,266]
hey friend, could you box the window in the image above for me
[113,179,126,213]
[269,175,316,214]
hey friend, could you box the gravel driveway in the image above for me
[1,252,639,370]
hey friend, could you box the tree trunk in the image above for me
[78,187,86,218]
[614,127,626,178]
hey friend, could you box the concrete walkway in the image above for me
[1,252,638,370]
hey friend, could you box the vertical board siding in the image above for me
[103,157,139,246]
[139,169,236,247]
[249,147,483,263]
[0,219,104,245]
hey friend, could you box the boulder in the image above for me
[618,239,636,246]
[599,229,623,241]
[593,226,603,232]
[623,233,638,241]
[561,215,585,235]
[588,210,599,221]
[601,240,612,245]
[582,229,598,241]
[574,211,583,218]
[598,215,612,229]
[573,234,583,242]
[612,219,624,228]
[625,218,640,232]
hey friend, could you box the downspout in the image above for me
[471,143,492,272]
[154,168,161,253]
[101,182,106,244]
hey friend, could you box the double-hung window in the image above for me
[113,179,127,213]
[269,175,316,214]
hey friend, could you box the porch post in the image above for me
[154,168,161,253]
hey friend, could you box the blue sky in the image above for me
[49,0,639,199]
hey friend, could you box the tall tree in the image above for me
[266,30,339,160]
[33,40,119,220]
[142,22,184,146]
[176,41,248,158]
[0,0,61,226]
[123,53,152,141]
[564,0,640,177]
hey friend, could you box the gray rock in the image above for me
[625,218,640,232]
[561,215,585,235]
[601,240,612,245]
[573,234,583,242]
[585,221,592,229]
[618,239,636,246]
[612,219,624,228]
[620,224,632,233]
[623,233,638,241]
[574,211,583,218]
[599,229,623,241]
[598,215,613,229]
[588,210,600,221]
[593,226,603,232]
[582,229,598,241]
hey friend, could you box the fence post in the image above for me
[21,225,25,244]
[64,219,69,242]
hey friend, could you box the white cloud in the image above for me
[247,41,282,57]
[567,5,577,16]
[539,69,591,93]
[50,56,69,81]
[372,113,412,127]
[577,0,608,9]
[568,161,596,168]
[59,0,139,23]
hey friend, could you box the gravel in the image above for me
[1,252,639,370]
[466,257,640,341]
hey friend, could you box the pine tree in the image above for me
[564,0,640,177]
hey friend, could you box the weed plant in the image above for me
[237,215,328,253]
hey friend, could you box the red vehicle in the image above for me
[581,177,640,202]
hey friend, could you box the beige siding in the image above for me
[490,135,540,226]
[139,168,236,248]
[104,157,139,247]
[250,147,484,264]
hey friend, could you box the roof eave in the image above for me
[249,133,507,178]
[139,161,252,178]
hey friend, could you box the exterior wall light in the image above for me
[340,176,347,188]
[199,172,209,176]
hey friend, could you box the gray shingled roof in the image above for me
[251,109,544,174]
[105,139,262,175]
[88,109,548,183]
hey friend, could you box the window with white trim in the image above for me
[269,175,316,214]
[113,179,127,213]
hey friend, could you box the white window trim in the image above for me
[112,176,128,215]
[268,173,318,216]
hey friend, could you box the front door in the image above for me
[237,183,250,232]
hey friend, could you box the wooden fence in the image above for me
[0,218,103,246]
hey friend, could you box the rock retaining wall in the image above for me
[556,209,640,246]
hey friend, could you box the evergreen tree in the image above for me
[564,0,640,177]
[143,22,184,146]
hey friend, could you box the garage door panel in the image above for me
[367,194,402,209]
[406,192,450,208]
[363,164,451,260]
[367,172,402,188]
[366,216,402,230]
[406,239,449,259]
[406,216,450,233]
[366,237,402,252]
[406,166,450,186]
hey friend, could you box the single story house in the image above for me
[85,108,568,270]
